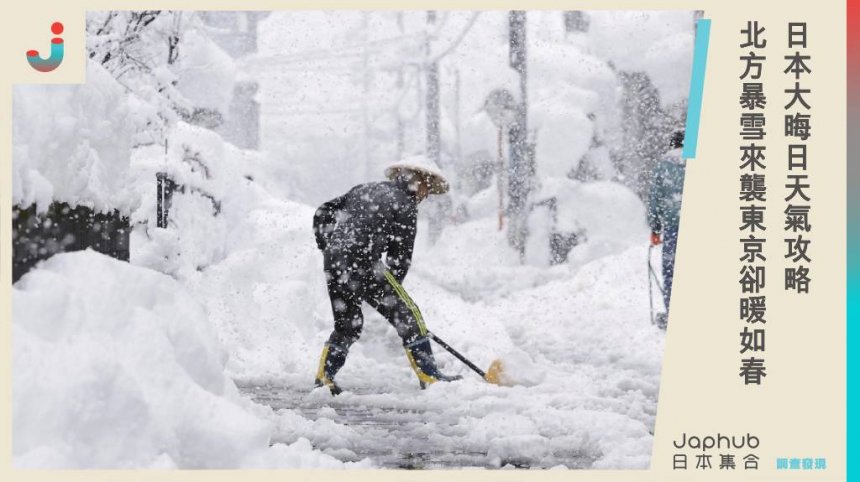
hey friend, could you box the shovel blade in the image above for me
[484,359,506,385]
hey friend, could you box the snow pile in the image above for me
[129,120,275,278]
[539,178,649,262]
[183,197,324,382]
[588,11,695,107]
[527,12,619,181]
[174,29,236,114]
[12,250,370,469]
[12,61,154,214]
[420,179,647,292]
[124,118,330,383]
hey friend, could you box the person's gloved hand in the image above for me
[650,232,662,246]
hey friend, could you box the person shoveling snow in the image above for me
[312,156,463,395]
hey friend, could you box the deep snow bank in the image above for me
[12,250,370,469]
[13,61,151,214]
[183,196,325,383]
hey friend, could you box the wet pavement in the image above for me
[243,384,597,469]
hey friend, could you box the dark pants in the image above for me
[661,225,678,312]
[323,251,427,355]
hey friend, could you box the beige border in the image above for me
[1,1,847,481]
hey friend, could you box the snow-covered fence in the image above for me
[12,203,130,282]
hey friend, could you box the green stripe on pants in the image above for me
[383,270,427,335]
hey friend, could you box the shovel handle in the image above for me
[648,246,665,297]
[428,332,487,379]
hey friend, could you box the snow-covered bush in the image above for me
[13,61,154,214]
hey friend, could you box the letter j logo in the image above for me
[27,22,64,72]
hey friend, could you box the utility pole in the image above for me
[508,10,532,258]
[425,10,441,167]
[395,12,406,161]
[361,12,371,180]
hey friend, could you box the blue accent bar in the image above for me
[847,8,856,478]
[682,18,711,159]
[850,215,856,481]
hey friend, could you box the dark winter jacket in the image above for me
[647,147,686,235]
[313,179,418,283]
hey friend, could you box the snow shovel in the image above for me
[428,332,506,385]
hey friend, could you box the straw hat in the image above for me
[384,155,450,195]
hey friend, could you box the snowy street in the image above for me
[12,10,691,469]
[245,385,597,469]
[201,195,665,469]
[235,238,664,469]
[12,194,664,469]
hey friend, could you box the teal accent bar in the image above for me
[682,18,711,159]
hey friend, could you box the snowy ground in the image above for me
[13,178,666,469]
[181,190,665,469]
[11,9,680,468]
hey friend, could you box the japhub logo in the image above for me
[26,22,64,72]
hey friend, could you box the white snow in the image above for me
[13,61,151,214]
[588,11,695,108]
[176,179,662,469]
[174,29,237,114]
[12,251,371,469]
[11,9,685,470]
